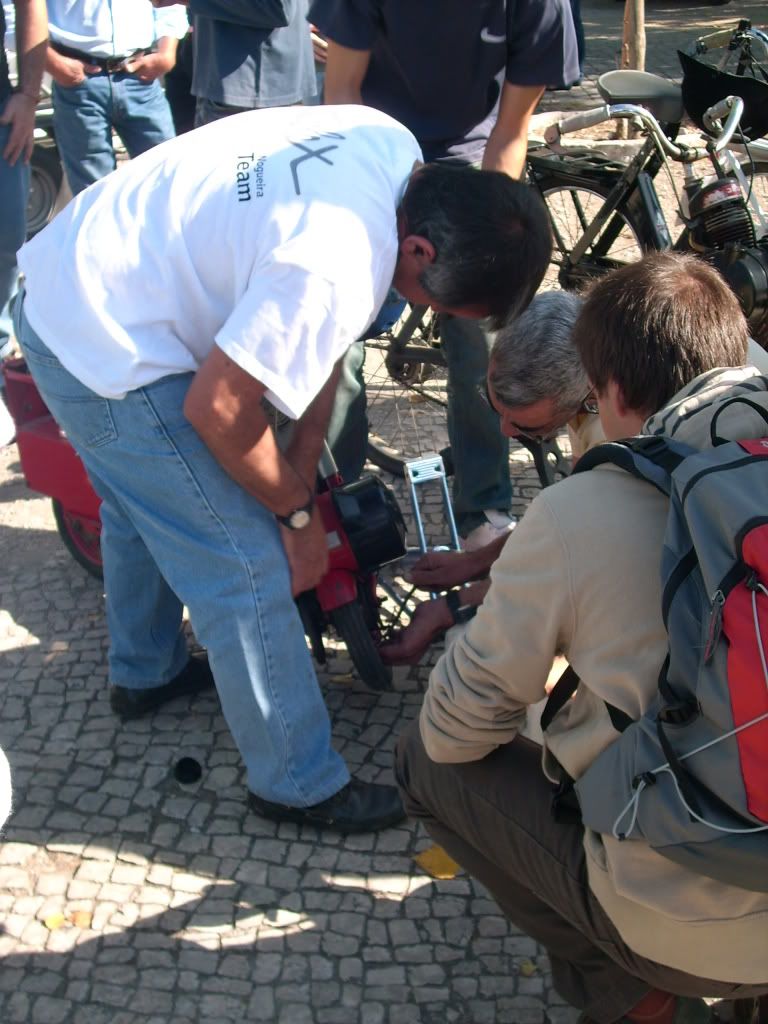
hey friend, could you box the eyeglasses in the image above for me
[578,389,599,416]
[481,383,598,443]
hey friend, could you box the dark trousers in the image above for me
[395,722,768,1023]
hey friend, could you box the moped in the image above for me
[2,358,407,690]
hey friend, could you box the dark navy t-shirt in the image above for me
[309,0,578,163]
[0,5,10,105]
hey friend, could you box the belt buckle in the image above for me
[105,56,127,74]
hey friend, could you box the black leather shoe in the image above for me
[248,778,406,834]
[110,652,215,720]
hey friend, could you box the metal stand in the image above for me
[404,453,461,599]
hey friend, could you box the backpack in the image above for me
[541,403,768,893]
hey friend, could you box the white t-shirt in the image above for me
[19,105,422,419]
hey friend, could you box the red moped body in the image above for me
[2,358,101,522]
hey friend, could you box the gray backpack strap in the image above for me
[540,665,579,732]
[710,395,768,446]
[573,435,695,494]
[542,664,634,735]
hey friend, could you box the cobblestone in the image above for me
[1,3,759,1019]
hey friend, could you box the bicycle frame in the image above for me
[528,139,672,288]
[529,99,768,291]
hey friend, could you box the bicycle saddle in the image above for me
[597,70,684,124]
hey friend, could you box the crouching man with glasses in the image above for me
[380,289,599,665]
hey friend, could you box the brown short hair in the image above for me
[571,253,749,416]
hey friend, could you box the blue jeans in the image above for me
[331,311,511,533]
[441,315,511,533]
[52,72,175,195]
[569,0,586,75]
[0,100,30,351]
[15,298,349,806]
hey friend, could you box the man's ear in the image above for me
[605,379,630,416]
[399,234,437,268]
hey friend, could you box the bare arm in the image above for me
[184,345,338,595]
[322,39,370,105]
[2,0,48,165]
[124,35,179,82]
[184,345,312,512]
[407,532,511,590]
[482,81,544,179]
[379,579,493,666]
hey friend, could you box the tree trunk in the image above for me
[617,0,646,138]
[621,0,646,71]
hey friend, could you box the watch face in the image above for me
[290,509,312,529]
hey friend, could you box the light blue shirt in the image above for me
[47,0,188,58]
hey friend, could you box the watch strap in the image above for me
[275,491,315,529]
[445,590,478,626]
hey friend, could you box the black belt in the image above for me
[52,42,154,74]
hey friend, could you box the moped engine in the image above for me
[688,177,756,249]
[709,243,768,325]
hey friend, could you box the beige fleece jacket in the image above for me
[420,365,768,985]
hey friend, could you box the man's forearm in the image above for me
[481,131,529,179]
[199,408,313,516]
[482,81,545,179]
[15,0,48,100]
[322,40,369,105]
[184,348,313,517]
[155,36,179,60]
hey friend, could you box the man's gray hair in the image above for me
[489,291,588,418]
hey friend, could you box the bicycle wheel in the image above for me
[52,499,103,579]
[27,144,63,239]
[364,308,449,476]
[537,177,646,291]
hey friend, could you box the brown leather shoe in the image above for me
[249,778,406,834]
[109,652,215,720]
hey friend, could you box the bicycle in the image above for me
[363,21,768,483]
[529,22,768,325]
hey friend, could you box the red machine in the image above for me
[3,357,102,573]
[3,358,406,690]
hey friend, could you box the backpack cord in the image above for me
[612,582,768,840]
[755,581,768,689]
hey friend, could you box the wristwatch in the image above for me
[445,590,478,626]
[275,494,314,530]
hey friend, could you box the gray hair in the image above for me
[489,291,588,418]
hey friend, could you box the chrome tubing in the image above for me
[544,97,745,163]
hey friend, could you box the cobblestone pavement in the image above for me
[2,2,766,1022]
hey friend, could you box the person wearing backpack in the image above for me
[395,252,768,1023]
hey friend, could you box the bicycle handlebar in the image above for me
[702,96,746,152]
[546,105,613,134]
[544,96,745,163]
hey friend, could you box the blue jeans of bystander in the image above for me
[52,72,175,195]
[441,315,511,534]
[14,296,350,807]
[0,100,29,353]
